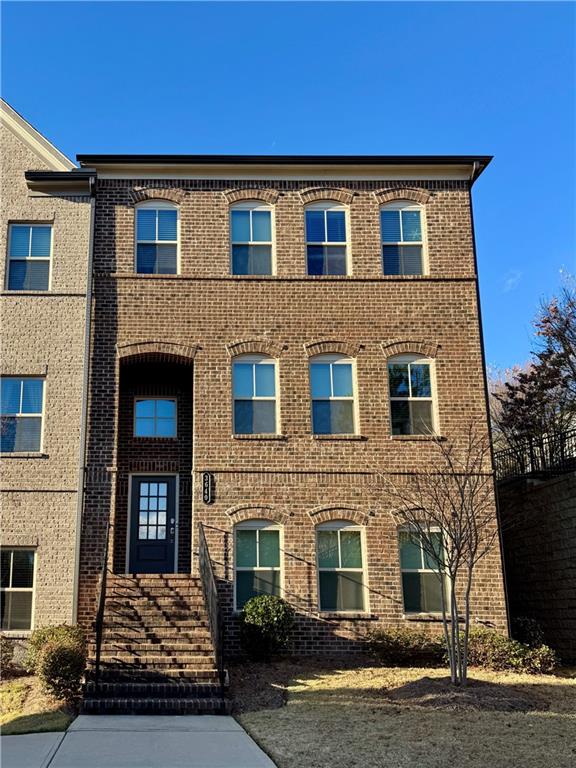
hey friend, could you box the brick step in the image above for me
[106,597,204,609]
[89,667,222,682]
[91,656,216,669]
[99,625,211,637]
[107,588,205,600]
[82,697,230,715]
[104,606,206,619]
[102,622,210,633]
[107,576,200,589]
[84,680,225,698]
[95,642,214,654]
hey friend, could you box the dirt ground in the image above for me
[232,659,576,768]
[1,675,75,735]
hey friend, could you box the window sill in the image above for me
[391,434,445,441]
[1,290,51,295]
[312,434,367,441]
[317,612,377,620]
[1,630,32,638]
[0,452,48,459]
[404,613,445,622]
[133,437,178,442]
[111,272,181,278]
[232,433,287,441]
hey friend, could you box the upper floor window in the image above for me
[0,378,44,452]
[305,203,348,276]
[388,355,435,435]
[317,521,365,612]
[6,224,52,290]
[1,549,36,630]
[399,529,444,613]
[233,355,277,435]
[135,202,178,274]
[235,520,281,610]
[310,354,356,435]
[381,202,424,275]
[231,203,273,275]
[134,398,177,438]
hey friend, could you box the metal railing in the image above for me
[93,520,111,688]
[198,522,226,699]
[495,428,576,481]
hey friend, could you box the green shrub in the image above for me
[1,634,15,672]
[511,616,546,648]
[369,627,444,666]
[240,595,295,660]
[467,628,557,674]
[24,625,86,673]
[37,639,87,703]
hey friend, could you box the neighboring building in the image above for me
[0,100,94,635]
[74,153,508,691]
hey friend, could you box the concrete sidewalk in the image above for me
[1,716,277,768]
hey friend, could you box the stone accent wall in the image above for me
[78,176,508,653]
[0,122,91,629]
[499,473,576,662]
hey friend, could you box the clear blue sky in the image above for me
[2,2,574,371]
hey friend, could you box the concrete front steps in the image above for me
[83,573,229,715]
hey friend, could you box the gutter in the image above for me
[71,175,97,623]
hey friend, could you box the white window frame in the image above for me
[133,397,178,438]
[305,201,350,276]
[316,520,368,613]
[0,377,46,453]
[387,354,437,436]
[234,519,283,611]
[230,201,275,275]
[398,526,446,615]
[309,353,358,435]
[380,201,428,276]
[0,548,37,632]
[134,200,180,275]
[6,224,53,291]
[232,354,279,435]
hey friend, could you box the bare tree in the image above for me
[382,424,498,685]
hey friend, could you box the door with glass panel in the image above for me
[129,476,176,573]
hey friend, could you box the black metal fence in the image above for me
[198,522,226,701]
[494,428,576,481]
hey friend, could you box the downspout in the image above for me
[71,175,96,623]
[468,162,512,636]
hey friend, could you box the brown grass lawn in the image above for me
[233,660,576,768]
[1,675,75,735]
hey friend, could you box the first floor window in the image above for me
[135,202,178,274]
[399,529,444,613]
[388,355,435,435]
[310,354,356,434]
[1,549,35,630]
[233,355,277,434]
[317,521,365,611]
[235,521,281,609]
[6,224,52,290]
[134,398,177,437]
[0,378,44,452]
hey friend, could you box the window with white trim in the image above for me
[233,355,277,434]
[230,202,273,275]
[310,354,356,434]
[1,549,35,630]
[305,202,348,275]
[235,520,281,610]
[135,201,178,274]
[388,355,435,435]
[6,224,52,290]
[381,202,424,275]
[0,378,44,452]
[399,529,444,613]
[316,521,365,611]
[134,398,177,437]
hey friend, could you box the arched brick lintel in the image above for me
[299,187,355,205]
[223,189,280,205]
[307,505,372,526]
[374,188,432,206]
[117,340,199,364]
[226,339,285,358]
[129,188,187,205]
[304,339,362,358]
[225,505,290,526]
[381,339,440,359]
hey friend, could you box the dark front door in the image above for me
[129,476,176,573]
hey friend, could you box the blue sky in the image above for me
[2,1,574,371]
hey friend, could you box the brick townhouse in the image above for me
[0,100,94,636]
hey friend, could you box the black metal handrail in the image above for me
[198,522,226,699]
[495,428,576,481]
[93,520,111,688]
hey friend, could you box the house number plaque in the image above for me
[202,472,214,504]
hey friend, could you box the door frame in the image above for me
[125,472,179,574]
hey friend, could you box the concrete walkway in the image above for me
[1,716,277,768]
